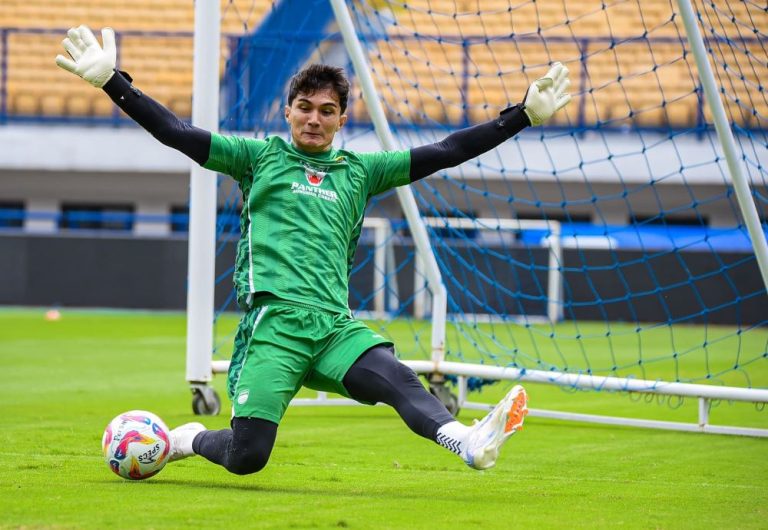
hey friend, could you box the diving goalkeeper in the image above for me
[57,26,571,474]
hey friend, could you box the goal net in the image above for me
[200,0,767,431]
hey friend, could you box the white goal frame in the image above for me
[414,217,563,324]
[187,0,768,437]
[358,216,563,323]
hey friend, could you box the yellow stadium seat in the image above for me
[1,0,764,127]
[0,0,271,118]
[11,93,39,115]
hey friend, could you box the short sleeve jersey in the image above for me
[203,134,411,314]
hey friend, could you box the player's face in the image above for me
[285,89,348,153]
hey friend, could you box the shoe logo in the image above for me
[237,390,249,405]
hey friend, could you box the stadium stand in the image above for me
[0,0,268,118]
[0,0,768,127]
[1,0,763,128]
[367,0,764,128]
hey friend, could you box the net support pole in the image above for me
[546,221,563,323]
[185,1,221,384]
[697,398,710,428]
[676,0,768,291]
[329,0,447,362]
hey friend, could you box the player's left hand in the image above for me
[522,62,572,126]
[55,25,116,88]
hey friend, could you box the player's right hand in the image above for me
[55,25,116,88]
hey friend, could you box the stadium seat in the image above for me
[0,0,269,119]
[0,0,763,127]
[374,0,764,129]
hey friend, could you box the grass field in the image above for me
[1,308,767,529]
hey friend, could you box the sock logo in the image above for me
[436,433,462,455]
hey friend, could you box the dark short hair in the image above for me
[288,64,350,114]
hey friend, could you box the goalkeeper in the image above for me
[57,26,571,474]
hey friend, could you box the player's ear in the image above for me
[338,113,348,130]
[284,105,291,122]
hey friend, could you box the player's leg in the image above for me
[342,346,529,470]
[192,417,277,475]
[169,417,277,474]
[308,315,529,469]
[307,316,455,440]
[169,302,313,475]
[341,345,454,439]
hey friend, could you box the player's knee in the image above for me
[226,419,275,475]
[226,447,270,475]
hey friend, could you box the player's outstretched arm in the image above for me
[55,25,211,165]
[409,62,571,182]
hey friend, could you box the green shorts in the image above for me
[226,297,392,424]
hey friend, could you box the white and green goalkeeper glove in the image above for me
[523,62,572,126]
[55,25,116,88]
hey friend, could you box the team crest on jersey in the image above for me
[303,163,329,187]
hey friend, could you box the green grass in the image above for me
[1,308,767,529]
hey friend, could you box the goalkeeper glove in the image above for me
[522,62,572,126]
[55,25,116,88]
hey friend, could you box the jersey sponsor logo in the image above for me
[303,162,329,187]
[237,390,250,405]
[293,162,338,202]
[291,181,338,202]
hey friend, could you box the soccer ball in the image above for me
[102,410,171,480]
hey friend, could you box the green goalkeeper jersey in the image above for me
[203,134,411,314]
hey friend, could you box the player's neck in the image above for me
[291,142,335,158]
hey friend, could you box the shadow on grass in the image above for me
[87,476,483,503]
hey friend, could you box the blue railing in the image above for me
[0,208,239,233]
[0,208,761,253]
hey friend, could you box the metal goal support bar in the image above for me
[211,359,768,437]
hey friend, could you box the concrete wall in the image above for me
[1,125,765,235]
[1,233,763,325]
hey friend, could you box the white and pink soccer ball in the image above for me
[102,410,171,480]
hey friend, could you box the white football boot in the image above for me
[168,422,206,462]
[463,385,528,470]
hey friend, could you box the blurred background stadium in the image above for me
[0,0,765,318]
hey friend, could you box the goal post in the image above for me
[185,0,220,399]
[674,0,768,289]
[188,0,768,434]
